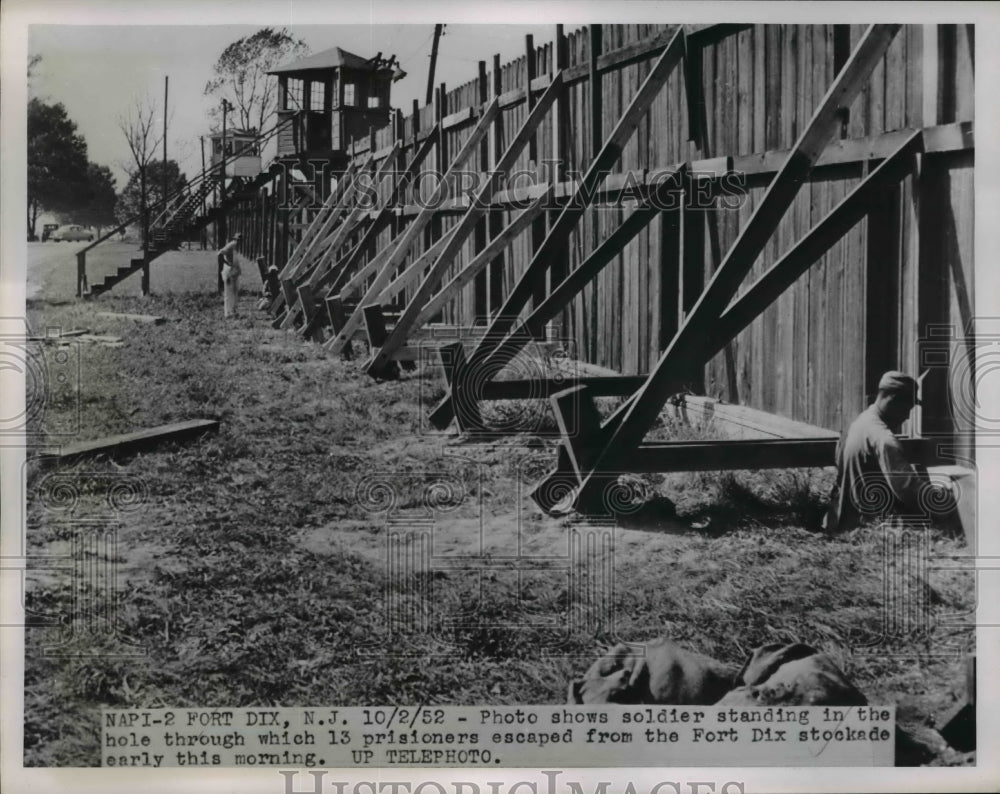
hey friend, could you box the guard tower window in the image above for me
[343,83,356,107]
[287,79,304,110]
[310,81,326,111]
[367,96,381,109]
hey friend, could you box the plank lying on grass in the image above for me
[74,334,125,347]
[26,328,90,341]
[96,312,166,325]
[43,419,219,462]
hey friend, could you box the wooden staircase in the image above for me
[150,178,218,250]
[86,257,149,298]
[85,170,277,299]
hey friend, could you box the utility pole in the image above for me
[426,24,443,106]
[200,135,207,250]
[162,75,169,218]
[219,98,229,292]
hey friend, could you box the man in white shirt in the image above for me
[217,233,242,318]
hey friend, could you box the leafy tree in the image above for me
[28,53,42,83]
[72,163,118,236]
[27,98,90,238]
[116,160,187,228]
[204,27,309,133]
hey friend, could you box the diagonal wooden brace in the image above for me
[427,166,684,429]
[565,24,903,515]
[326,100,500,356]
[365,73,565,378]
[430,28,688,426]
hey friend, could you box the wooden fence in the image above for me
[232,23,975,458]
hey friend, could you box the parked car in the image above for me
[49,224,94,242]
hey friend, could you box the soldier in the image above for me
[825,371,956,532]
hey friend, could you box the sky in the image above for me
[28,22,557,190]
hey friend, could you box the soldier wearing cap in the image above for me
[825,370,953,532]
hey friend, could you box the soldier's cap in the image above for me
[877,371,921,404]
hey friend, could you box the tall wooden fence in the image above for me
[236,23,975,457]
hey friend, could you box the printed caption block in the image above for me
[103,705,894,768]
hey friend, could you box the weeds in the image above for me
[21,292,974,766]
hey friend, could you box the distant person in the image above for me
[258,264,281,310]
[824,371,957,533]
[218,233,242,318]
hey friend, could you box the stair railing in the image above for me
[76,114,295,296]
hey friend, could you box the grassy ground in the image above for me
[21,255,975,767]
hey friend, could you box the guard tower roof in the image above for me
[268,46,375,76]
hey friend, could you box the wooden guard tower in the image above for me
[209,129,262,177]
[269,46,396,164]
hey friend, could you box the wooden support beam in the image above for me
[326,126,441,299]
[427,168,683,429]
[326,207,394,297]
[296,283,325,342]
[376,223,462,305]
[326,296,347,334]
[482,375,648,400]
[629,437,840,473]
[439,341,484,432]
[620,433,952,474]
[430,28,687,426]
[337,240,396,300]
[325,296,353,358]
[278,156,366,281]
[303,142,401,284]
[709,130,921,356]
[43,419,219,463]
[280,279,297,312]
[364,74,565,377]
[363,304,389,348]
[348,123,969,220]
[567,24,903,514]
[675,395,840,440]
[531,433,940,512]
[410,189,551,331]
[326,100,500,355]
[551,386,605,479]
[280,149,400,327]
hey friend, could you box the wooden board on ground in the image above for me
[26,328,90,341]
[96,312,166,325]
[42,419,219,462]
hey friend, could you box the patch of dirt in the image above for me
[19,280,976,767]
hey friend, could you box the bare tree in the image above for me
[117,93,164,246]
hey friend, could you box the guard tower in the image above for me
[209,129,262,177]
[269,46,397,163]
